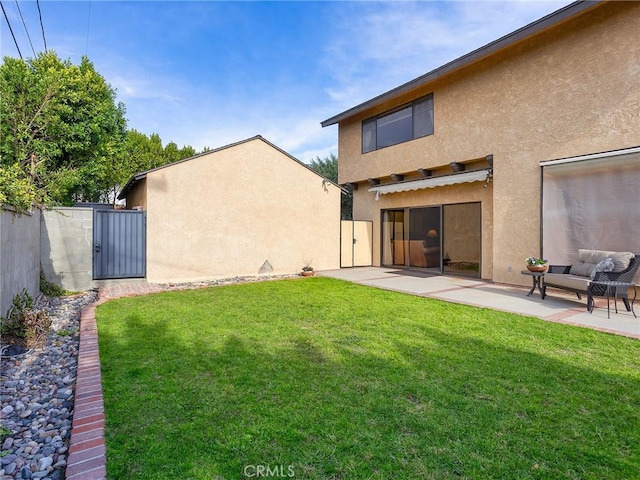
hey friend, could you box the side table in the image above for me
[521,270,545,298]
[588,281,637,319]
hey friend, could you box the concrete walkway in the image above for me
[319,267,640,339]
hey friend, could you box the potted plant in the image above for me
[301,260,315,277]
[526,256,548,272]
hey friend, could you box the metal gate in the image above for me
[341,221,373,267]
[93,209,146,279]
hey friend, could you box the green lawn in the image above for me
[96,277,640,480]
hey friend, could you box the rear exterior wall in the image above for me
[140,139,341,283]
[337,2,640,285]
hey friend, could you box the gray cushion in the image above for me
[608,251,635,272]
[590,257,615,279]
[572,249,635,276]
[544,273,592,291]
[569,262,597,277]
[577,249,612,264]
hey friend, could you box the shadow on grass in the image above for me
[97,281,640,480]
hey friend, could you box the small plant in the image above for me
[0,289,50,346]
[0,426,11,442]
[302,259,314,272]
[526,256,548,266]
[40,271,66,297]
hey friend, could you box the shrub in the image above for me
[40,271,66,297]
[0,289,51,346]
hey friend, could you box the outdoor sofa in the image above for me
[542,249,640,312]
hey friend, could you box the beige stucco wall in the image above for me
[132,138,341,283]
[338,2,640,285]
[354,182,494,279]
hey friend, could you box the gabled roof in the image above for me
[117,135,343,200]
[321,0,601,127]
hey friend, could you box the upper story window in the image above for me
[362,94,434,153]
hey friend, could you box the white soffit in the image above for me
[368,169,490,196]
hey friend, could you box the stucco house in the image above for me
[118,136,342,283]
[322,0,640,286]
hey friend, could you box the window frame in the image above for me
[362,93,434,153]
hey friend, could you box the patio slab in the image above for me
[319,267,639,339]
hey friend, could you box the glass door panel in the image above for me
[382,210,407,267]
[443,203,481,277]
[408,207,441,270]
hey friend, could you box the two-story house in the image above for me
[322,0,640,285]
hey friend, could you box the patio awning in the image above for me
[368,169,490,198]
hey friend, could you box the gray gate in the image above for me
[93,209,146,279]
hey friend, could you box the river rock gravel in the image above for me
[1,290,98,480]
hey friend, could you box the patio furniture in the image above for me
[542,250,639,311]
[521,270,545,297]
[588,280,637,319]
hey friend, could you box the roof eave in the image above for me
[116,135,347,200]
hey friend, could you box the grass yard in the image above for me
[96,277,640,480]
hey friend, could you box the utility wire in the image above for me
[0,0,23,59]
[15,0,36,57]
[36,0,46,50]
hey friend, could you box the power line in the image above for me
[36,0,46,51]
[14,0,36,57]
[0,0,23,59]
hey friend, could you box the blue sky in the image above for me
[2,0,572,163]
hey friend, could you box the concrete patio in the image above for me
[319,267,639,339]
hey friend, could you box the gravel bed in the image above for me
[1,290,98,480]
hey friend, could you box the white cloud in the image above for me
[2,0,572,167]
[115,0,573,163]
[322,0,573,113]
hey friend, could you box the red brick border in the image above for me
[66,283,170,479]
[66,300,108,480]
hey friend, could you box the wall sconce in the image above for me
[367,178,380,186]
[417,168,432,178]
[427,229,438,238]
[485,154,493,167]
[390,173,404,182]
[450,162,465,173]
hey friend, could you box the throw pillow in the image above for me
[608,251,635,272]
[590,257,615,280]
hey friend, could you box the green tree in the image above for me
[309,153,352,220]
[0,163,35,213]
[0,52,126,209]
[107,130,198,203]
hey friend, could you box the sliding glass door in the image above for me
[382,202,481,277]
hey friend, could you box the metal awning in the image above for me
[368,169,490,198]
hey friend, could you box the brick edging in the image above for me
[66,299,108,480]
